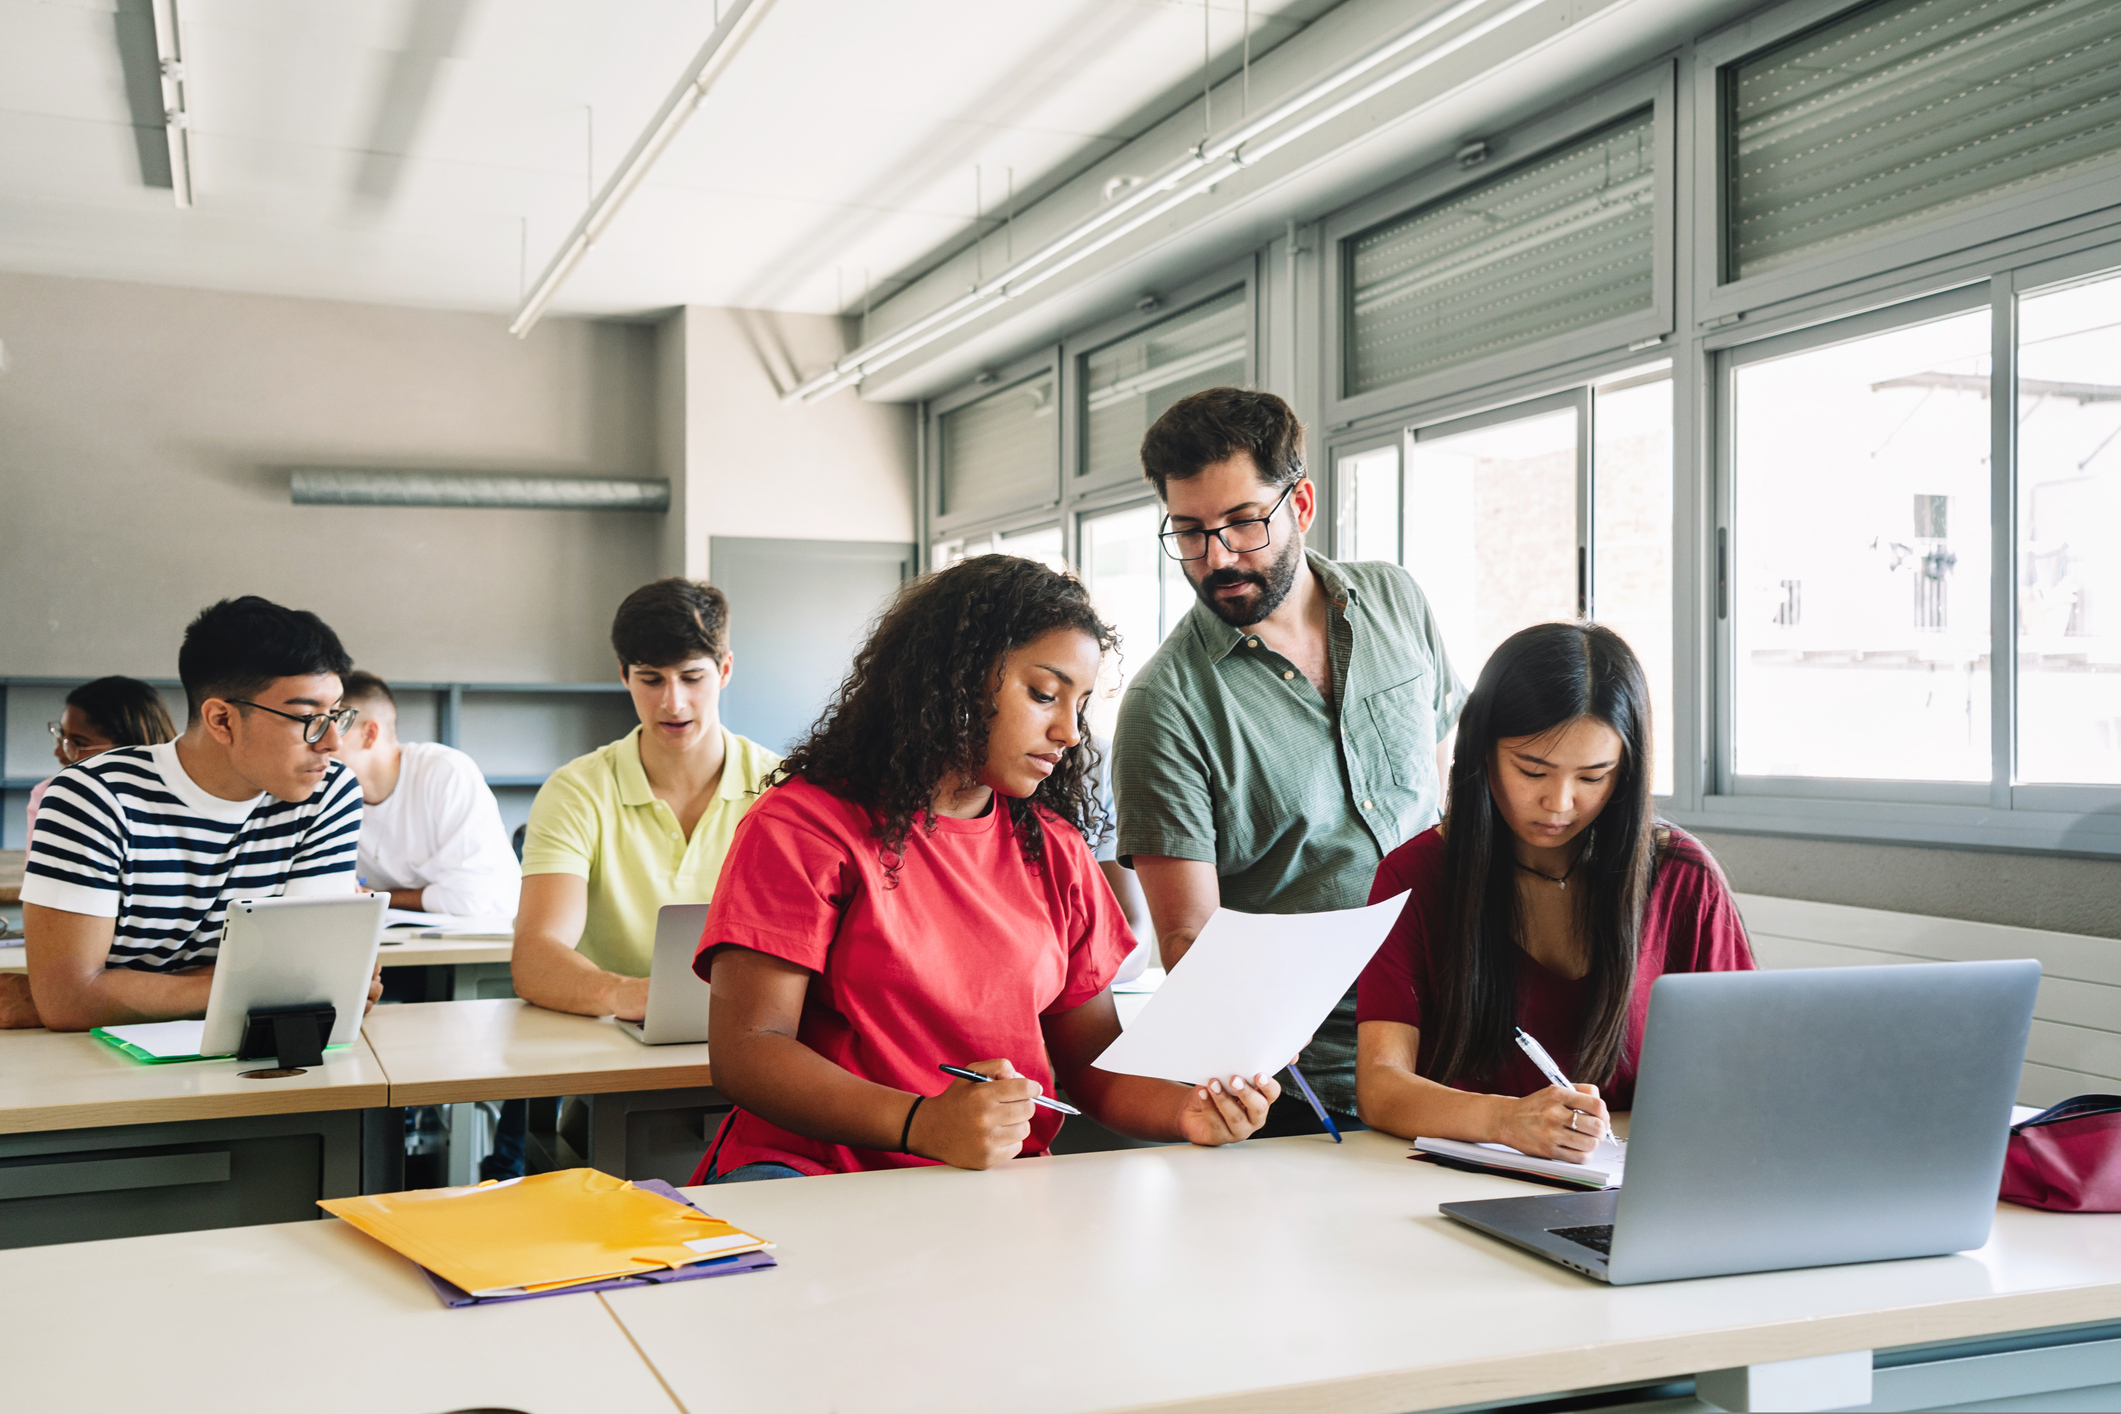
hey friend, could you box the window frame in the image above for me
[1691,0,2121,324]
[1321,62,1676,429]
[1687,237,2121,853]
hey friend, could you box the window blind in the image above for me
[939,371,1056,520]
[1345,110,1656,398]
[1727,0,2121,279]
[1082,288,1248,482]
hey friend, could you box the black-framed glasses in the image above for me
[230,700,360,744]
[1157,483,1296,562]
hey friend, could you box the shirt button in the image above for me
[671,831,681,840]
[1248,638,1260,648]
[1361,800,1374,810]
[1282,669,1295,681]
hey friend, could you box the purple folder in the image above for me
[415,1179,777,1308]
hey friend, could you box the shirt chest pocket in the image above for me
[1360,674,1438,794]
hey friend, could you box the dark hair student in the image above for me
[611,578,730,669]
[178,596,353,717]
[692,554,1281,1183]
[1353,622,1755,1162]
[64,677,177,753]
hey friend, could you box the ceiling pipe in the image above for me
[510,0,778,338]
[786,0,1551,404]
[291,469,670,512]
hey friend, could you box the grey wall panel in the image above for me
[1696,830,2121,940]
[710,537,914,755]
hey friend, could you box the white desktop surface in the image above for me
[605,1131,2121,1414]
[0,1218,679,1414]
[361,997,713,1104]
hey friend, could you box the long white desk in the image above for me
[2,1133,2117,1411]
[609,1132,2121,1414]
[0,1218,680,1413]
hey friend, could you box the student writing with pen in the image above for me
[692,556,1278,1182]
[1353,623,1754,1162]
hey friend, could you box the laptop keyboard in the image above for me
[1547,1223,1613,1255]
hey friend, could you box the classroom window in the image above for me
[1350,371,1675,792]
[1729,304,1994,783]
[1405,403,1582,686]
[1722,0,2121,282]
[1344,109,1657,398]
[1591,373,1675,796]
[1081,289,1248,484]
[1080,500,1189,739]
[997,523,1068,573]
[939,370,1057,520]
[2016,265,2121,786]
[1336,444,1403,566]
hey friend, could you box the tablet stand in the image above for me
[237,1003,336,1070]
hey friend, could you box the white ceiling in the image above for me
[0,0,1338,319]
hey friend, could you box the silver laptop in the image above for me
[1440,959,2040,1285]
[617,903,714,1045]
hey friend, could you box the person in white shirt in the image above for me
[332,672,521,919]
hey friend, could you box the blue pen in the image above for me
[1286,1063,1342,1142]
[938,1063,1081,1115]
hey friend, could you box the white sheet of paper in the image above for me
[98,1019,208,1059]
[383,909,516,934]
[1092,892,1408,1085]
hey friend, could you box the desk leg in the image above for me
[361,1107,405,1194]
[582,1088,727,1186]
[1696,1351,1871,1412]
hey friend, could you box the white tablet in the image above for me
[197,894,386,1056]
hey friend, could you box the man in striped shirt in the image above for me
[2,597,370,1031]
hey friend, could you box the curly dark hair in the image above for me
[776,554,1117,882]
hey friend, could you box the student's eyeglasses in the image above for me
[229,701,360,744]
[1157,484,1296,562]
[47,721,104,764]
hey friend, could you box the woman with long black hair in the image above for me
[693,554,1279,1182]
[1354,622,1753,1161]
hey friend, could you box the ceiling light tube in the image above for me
[510,0,778,338]
[783,0,1548,404]
[152,0,192,208]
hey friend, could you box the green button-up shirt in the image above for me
[1112,552,1462,1114]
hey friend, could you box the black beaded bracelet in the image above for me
[898,1094,924,1154]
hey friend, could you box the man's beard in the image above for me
[1188,534,1304,628]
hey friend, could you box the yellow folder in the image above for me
[319,1167,772,1297]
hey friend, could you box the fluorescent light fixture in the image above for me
[786,0,1552,404]
[152,0,193,208]
[510,0,778,338]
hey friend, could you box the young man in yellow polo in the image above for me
[512,578,780,1019]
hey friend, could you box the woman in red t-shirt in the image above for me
[694,555,1281,1181]
[1355,622,1754,1162]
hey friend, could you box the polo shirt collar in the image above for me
[614,726,656,807]
[1186,549,1358,663]
[617,725,754,805]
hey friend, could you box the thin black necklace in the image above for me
[1516,842,1586,890]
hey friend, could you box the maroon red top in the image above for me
[1357,826,1755,1109]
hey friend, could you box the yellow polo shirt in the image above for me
[519,726,781,977]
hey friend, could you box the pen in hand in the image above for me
[938,1063,1082,1116]
[1512,1027,1620,1148]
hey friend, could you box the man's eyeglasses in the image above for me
[1158,484,1296,562]
[230,701,360,744]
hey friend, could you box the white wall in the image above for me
[0,271,663,683]
[670,306,916,574]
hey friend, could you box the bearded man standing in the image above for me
[1112,387,1462,1135]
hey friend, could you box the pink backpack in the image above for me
[2001,1096,2121,1213]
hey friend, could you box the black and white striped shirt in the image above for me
[21,743,363,972]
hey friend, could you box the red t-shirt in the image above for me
[1356,826,1755,1109]
[696,777,1134,1176]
